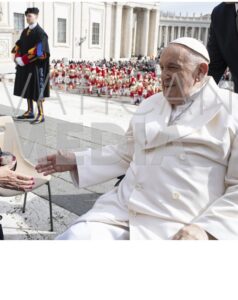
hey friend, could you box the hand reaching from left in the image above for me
[35,150,77,176]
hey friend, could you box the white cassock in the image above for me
[56,76,238,240]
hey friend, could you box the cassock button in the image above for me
[179,153,186,160]
[130,210,137,217]
[135,183,143,190]
[172,192,180,200]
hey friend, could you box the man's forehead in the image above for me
[159,45,187,64]
[161,44,188,57]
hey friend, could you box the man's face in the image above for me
[159,45,198,105]
[26,13,38,24]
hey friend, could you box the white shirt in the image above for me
[28,22,38,30]
[169,99,194,125]
[235,3,238,12]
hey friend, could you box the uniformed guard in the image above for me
[11,7,50,124]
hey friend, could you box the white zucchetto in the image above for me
[169,37,210,62]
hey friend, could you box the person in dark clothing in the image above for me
[207,2,238,93]
[11,7,50,124]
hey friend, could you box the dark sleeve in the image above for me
[36,30,50,56]
[40,33,50,56]
[11,30,26,56]
[11,39,21,57]
[207,14,227,83]
[21,32,50,65]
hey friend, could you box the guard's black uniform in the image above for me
[11,7,50,124]
[13,24,50,100]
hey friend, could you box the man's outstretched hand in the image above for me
[35,150,77,176]
[0,166,35,191]
[172,224,217,240]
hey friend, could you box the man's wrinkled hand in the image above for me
[35,150,77,176]
[172,224,212,240]
[0,166,35,191]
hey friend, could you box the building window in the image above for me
[92,22,100,45]
[14,13,25,32]
[57,18,67,43]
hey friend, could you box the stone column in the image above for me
[164,26,168,46]
[103,2,112,59]
[174,26,178,39]
[132,15,137,56]
[121,6,133,58]
[204,27,209,45]
[185,27,188,36]
[201,27,205,43]
[178,26,181,38]
[140,8,150,56]
[148,9,159,57]
[198,26,201,40]
[158,25,162,48]
[113,3,123,59]
[161,26,165,47]
[171,26,175,41]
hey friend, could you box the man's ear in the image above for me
[197,63,209,80]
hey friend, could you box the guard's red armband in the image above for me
[21,54,30,65]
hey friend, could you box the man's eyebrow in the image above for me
[159,62,181,67]
[167,62,180,67]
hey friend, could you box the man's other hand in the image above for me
[172,224,216,240]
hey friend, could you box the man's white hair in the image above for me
[180,44,209,66]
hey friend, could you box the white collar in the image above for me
[28,23,38,30]
[171,76,209,109]
[235,3,238,12]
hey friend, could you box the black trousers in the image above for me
[0,224,4,240]
[0,215,3,240]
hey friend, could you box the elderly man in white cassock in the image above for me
[36,37,238,240]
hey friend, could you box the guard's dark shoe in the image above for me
[30,115,45,125]
[16,112,35,120]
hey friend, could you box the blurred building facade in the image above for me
[158,11,211,48]
[0,1,160,63]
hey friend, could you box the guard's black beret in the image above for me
[25,7,39,16]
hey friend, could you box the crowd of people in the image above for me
[49,58,162,105]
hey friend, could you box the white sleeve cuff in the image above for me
[16,57,25,66]
[69,149,91,188]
